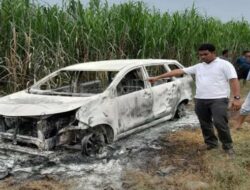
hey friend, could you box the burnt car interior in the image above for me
[146,64,172,86]
[116,68,145,96]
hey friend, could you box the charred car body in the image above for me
[0,59,192,155]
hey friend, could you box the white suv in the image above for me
[0,59,193,155]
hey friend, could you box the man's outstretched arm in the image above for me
[148,69,185,83]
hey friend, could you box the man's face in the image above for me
[198,50,216,63]
[245,52,250,63]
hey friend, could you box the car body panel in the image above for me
[116,88,154,133]
[0,91,88,117]
[75,93,118,136]
[151,81,179,118]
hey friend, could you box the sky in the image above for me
[40,0,250,22]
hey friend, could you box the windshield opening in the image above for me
[30,70,118,96]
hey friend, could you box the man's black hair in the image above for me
[198,43,216,52]
[222,49,229,55]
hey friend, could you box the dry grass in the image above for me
[122,128,207,190]
[0,177,68,190]
[122,115,250,190]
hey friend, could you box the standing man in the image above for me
[149,43,241,155]
[235,50,250,80]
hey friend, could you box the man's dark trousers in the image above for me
[195,98,233,150]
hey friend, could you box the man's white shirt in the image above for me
[182,57,237,99]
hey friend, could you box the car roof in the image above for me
[62,59,178,71]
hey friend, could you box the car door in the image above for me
[145,64,179,118]
[167,62,193,101]
[115,67,153,133]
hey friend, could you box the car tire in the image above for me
[81,130,106,156]
[174,103,187,119]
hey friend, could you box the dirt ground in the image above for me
[0,83,249,190]
[0,111,249,190]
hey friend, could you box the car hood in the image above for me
[0,91,96,117]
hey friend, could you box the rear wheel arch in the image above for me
[180,99,189,105]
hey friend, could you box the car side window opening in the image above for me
[117,68,145,96]
[168,64,184,78]
[75,71,118,94]
[146,65,172,86]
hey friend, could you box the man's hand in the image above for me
[231,99,241,111]
[148,77,159,84]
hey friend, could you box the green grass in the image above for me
[1,0,250,92]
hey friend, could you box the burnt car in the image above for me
[0,59,192,155]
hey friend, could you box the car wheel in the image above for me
[174,103,187,119]
[81,130,105,156]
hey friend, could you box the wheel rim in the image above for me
[81,132,105,156]
[178,104,186,118]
